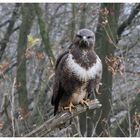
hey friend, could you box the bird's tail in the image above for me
[54,105,58,116]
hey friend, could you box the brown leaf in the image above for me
[0,122,4,129]
[25,48,34,59]
[0,63,9,74]
[105,55,124,76]
[35,52,45,60]
[137,88,140,94]
[100,7,109,16]
[16,108,29,120]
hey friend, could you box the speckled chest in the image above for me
[66,53,102,82]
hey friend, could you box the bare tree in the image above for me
[17,3,35,114]
[95,3,121,136]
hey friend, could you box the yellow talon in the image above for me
[80,99,90,106]
[64,102,75,112]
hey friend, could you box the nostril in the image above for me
[83,39,88,43]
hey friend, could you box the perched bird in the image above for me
[51,29,102,115]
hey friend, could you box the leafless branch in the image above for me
[25,99,102,137]
[136,126,140,137]
[0,3,21,60]
[10,77,16,137]
[117,4,140,39]
[0,20,10,28]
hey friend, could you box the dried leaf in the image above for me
[137,88,140,94]
[35,52,45,60]
[25,48,34,59]
[15,108,29,120]
[105,55,124,76]
[0,63,9,74]
[0,122,4,129]
[100,7,109,16]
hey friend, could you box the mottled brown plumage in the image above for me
[51,29,102,115]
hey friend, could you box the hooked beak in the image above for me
[80,36,89,47]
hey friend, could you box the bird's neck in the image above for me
[70,46,97,69]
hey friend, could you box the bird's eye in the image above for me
[76,35,82,39]
[87,36,92,39]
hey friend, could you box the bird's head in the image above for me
[73,29,95,49]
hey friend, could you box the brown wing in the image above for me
[55,50,69,70]
[51,50,69,115]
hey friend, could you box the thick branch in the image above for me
[17,3,35,112]
[117,4,140,39]
[34,4,56,66]
[0,3,21,61]
[25,99,101,137]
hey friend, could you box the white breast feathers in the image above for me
[66,54,102,81]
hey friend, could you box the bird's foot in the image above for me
[64,102,75,112]
[80,99,90,106]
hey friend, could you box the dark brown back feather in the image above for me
[55,50,69,70]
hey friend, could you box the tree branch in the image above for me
[34,4,56,66]
[0,3,21,61]
[25,99,102,137]
[0,59,17,79]
[0,20,10,28]
[117,4,140,39]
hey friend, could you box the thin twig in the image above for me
[11,77,16,137]
[92,110,102,136]
[110,100,127,137]
[120,47,132,137]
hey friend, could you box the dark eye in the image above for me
[76,34,82,39]
[87,36,92,39]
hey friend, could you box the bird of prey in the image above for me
[51,29,102,115]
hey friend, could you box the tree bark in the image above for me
[34,4,56,66]
[17,4,35,112]
[0,3,21,61]
[79,4,87,29]
[95,3,120,136]
[70,3,76,41]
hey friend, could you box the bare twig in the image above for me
[136,126,140,137]
[25,99,101,137]
[110,100,127,137]
[11,77,16,137]
[92,110,102,136]
[0,20,9,28]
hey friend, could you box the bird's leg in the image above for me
[80,99,90,106]
[64,102,75,112]
[95,83,102,95]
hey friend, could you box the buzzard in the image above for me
[51,29,102,115]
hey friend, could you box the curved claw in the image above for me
[64,102,75,112]
[80,99,90,106]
